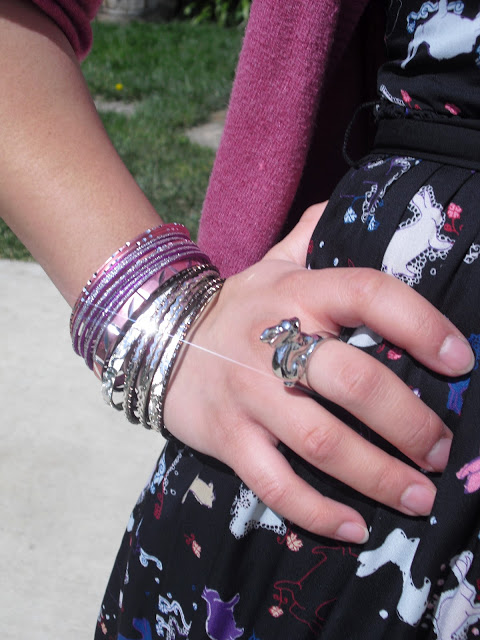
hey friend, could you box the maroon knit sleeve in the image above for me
[31,0,102,59]
[198,0,374,277]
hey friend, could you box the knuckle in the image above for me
[300,508,334,536]
[403,407,441,453]
[371,463,401,500]
[276,269,308,306]
[332,357,381,407]
[344,269,385,309]
[256,475,290,510]
[405,305,438,344]
[302,424,344,465]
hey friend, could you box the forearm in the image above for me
[0,0,162,304]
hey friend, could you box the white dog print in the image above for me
[402,0,480,68]
[382,185,454,285]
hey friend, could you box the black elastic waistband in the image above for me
[373,118,480,170]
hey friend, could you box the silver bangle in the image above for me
[148,276,224,435]
[100,262,223,440]
[101,265,211,410]
[133,270,218,426]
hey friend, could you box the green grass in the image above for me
[0,20,242,260]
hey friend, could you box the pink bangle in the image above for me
[70,225,210,369]
[91,258,203,380]
[71,234,203,353]
[77,243,208,368]
[70,223,224,438]
[70,223,189,331]
[84,223,188,289]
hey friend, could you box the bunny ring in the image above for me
[260,317,337,387]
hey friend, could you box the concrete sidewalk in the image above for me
[0,259,164,639]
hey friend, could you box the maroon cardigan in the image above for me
[33,0,382,275]
[33,0,102,60]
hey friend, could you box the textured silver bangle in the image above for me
[125,271,216,424]
[102,277,182,410]
[102,265,214,416]
[98,255,222,439]
[101,296,163,410]
[148,276,224,435]
[92,261,210,381]
[134,271,219,427]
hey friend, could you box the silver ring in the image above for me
[260,317,335,387]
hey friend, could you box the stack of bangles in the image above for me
[70,223,224,437]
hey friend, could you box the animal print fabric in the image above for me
[96,155,480,640]
[306,155,480,639]
[95,2,480,638]
[378,0,480,120]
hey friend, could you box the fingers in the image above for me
[305,339,452,472]
[266,266,474,377]
[227,426,370,543]
[327,268,474,375]
[249,378,439,522]
[166,258,474,543]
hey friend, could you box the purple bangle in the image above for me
[80,248,210,366]
[79,245,210,368]
[72,235,205,352]
[70,224,190,334]
[70,224,189,323]
[71,233,210,363]
[69,224,221,394]
[91,258,209,380]
[71,231,194,345]
[76,223,189,294]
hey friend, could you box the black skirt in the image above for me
[96,150,480,640]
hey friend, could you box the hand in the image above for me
[165,202,475,543]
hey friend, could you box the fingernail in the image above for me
[401,484,436,515]
[439,335,475,374]
[425,437,452,471]
[335,522,369,544]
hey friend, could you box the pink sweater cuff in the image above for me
[31,0,102,59]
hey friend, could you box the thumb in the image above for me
[266,201,328,265]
